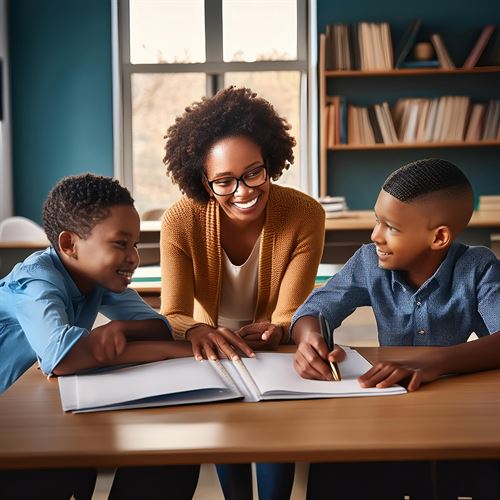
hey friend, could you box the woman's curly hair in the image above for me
[163,86,296,203]
[43,173,134,249]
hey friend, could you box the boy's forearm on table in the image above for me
[438,331,500,376]
[116,319,173,340]
[52,338,193,375]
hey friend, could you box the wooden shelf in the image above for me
[318,30,500,198]
[324,66,500,77]
[328,140,500,151]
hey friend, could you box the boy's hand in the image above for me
[358,358,442,392]
[294,330,346,381]
[186,324,255,361]
[236,322,283,350]
[89,321,127,362]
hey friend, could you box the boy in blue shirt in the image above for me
[292,158,500,499]
[0,174,199,499]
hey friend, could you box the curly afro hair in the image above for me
[43,173,134,250]
[163,86,296,203]
[383,158,473,202]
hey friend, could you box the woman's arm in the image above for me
[160,211,201,339]
[271,203,325,342]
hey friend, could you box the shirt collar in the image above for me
[389,242,465,296]
[48,246,88,300]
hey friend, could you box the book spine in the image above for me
[462,25,495,69]
[232,360,262,402]
[209,360,244,397]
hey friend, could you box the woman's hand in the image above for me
[89,321,127,362]
[186,324,255,361]
[236,322,283,350]
[294,330,346,381]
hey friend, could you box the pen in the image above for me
[318,313,341,381]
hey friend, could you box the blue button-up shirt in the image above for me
[0,247,170,394]
[291,242,500,346]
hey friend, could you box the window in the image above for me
[116,0,308,216]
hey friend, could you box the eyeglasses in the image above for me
[205,165,268,196]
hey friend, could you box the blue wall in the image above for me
[317,0,500,211]
[8,0,113,223]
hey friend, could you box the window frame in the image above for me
[113,0,312,200]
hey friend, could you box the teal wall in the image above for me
[7,1,499,224]
[317,0,500,212]
[8,0,113,223]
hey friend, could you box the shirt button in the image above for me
[418,329,425,335]
[416,301,422,306]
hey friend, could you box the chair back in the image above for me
[0,216,47,242]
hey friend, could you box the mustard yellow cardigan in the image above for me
[160,184,325,342]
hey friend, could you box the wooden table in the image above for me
[1,347,499,470]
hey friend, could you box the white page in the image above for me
[241,351,406,399]
[220,359,262,402]
[58,357,239,412]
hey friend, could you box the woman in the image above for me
[161,87,325,500]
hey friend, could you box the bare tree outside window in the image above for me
[119,0,307,218]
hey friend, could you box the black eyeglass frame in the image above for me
[204,165,268,196]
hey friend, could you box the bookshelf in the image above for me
[318,33,500,198]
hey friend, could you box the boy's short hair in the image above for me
[382,158,472,202]
[43,173,134,249]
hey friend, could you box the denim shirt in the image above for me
[0,247,170,394]
[291,242,500,346]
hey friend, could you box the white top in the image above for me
[218,235,261,331]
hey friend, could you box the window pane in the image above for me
[224,71,301,190]
[223,0,297,62]
[129,0,205,64]
[131,73,206,215]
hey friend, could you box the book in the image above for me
[479,195,500,210]
[339,95,347,144]
[319,196,348,212]
[58,350,406,413]
[478,28,500,66]
[482,100,500,140]
[462,25,495,69]
[394,19,422,68]
[399,60,440,68]
[465,103,486,141]
[368,106,384,143]
[430,33,455,69]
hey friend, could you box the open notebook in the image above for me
[58,348,406,413]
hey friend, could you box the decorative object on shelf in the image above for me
[413,41,434,61]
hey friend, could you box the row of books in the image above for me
[325,22,393,71]
[325,97,500,147]
[324,21,499,70]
